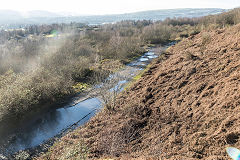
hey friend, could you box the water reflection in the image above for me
[0,47,166,155]
[139,57,149,62]
[2,98,101,154]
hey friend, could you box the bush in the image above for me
[0,22,145,120]
[142,24,172,44]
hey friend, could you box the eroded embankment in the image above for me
[39,24,240,160]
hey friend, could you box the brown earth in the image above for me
[39,24,240,160]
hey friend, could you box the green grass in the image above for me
[124,63,152,91]
[72,82,90,93]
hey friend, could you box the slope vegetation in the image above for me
[41,24,240,160]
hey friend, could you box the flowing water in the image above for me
[0,43,174,156]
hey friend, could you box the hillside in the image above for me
[50,8,224,25]
[0,8,225,29]
[40,23,240,159]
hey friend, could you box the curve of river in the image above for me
[0,43,175,157]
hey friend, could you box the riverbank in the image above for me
[39,24,240,159]
[2,44,170,159]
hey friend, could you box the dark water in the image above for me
[0,44,173,155]
[3,98,101,154]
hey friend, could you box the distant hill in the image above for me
[0,10,23,22]
[23,10,61,18]
[0,10,61,27]
[0,8,226,28]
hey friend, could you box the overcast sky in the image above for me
[1,0,240,15]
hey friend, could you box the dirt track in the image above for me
[40,24,240,160]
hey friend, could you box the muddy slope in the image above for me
[40,24,240,160]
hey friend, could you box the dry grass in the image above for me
[0,18,198,121]
[40,23,240,160]
[3,8,240,130]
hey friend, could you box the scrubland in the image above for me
[36,8,240,160]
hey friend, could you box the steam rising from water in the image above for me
[0,29,80,74]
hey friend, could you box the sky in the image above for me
[0,0,239,15]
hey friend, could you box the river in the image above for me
[0,43,174,158]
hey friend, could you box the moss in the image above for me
[124,63,152,91]
[72,82,90,93]
[132,74,142,81]
[147,44,156,47]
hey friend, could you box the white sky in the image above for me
[1,0,240,15]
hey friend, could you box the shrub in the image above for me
[142,24,172,44]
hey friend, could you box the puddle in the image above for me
[1,98,101,154]
[139,57,149,62]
